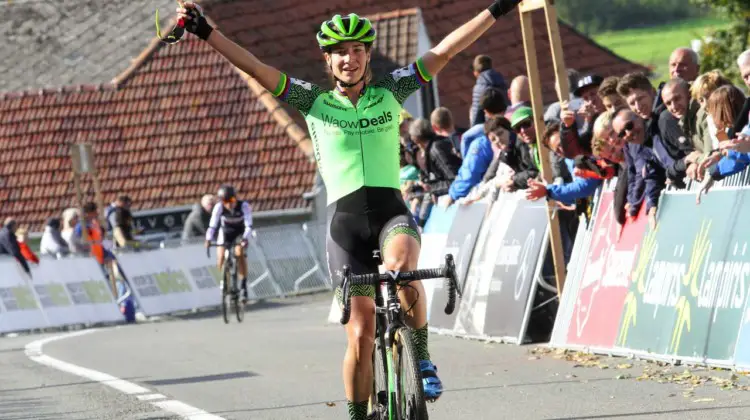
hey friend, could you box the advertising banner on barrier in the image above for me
[483,196,548,342]
[119,249,199,316]
[178,244,228,308]
[564,192,648,349]
[0,260,47,333]
[429,202,488,331]
[452,194,517,337]
[32,257,122,328]
[616,190,750,363]
[423,204,458,235]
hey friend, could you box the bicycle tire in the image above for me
[221,262,231,324]
[369,335,388,418]
[234,293,244,322]
[395,328,428,420]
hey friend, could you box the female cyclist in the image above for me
[176,1,522,418]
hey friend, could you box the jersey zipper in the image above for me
[340,89,368,184]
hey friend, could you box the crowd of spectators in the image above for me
[399,48,750,263]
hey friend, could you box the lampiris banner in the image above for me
[617,190,750,362]
[550,188,750,370]
[482,197,548,341]
[428,201,488,331]
[566,192,648,349]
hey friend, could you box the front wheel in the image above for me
[395,328,428,420]
[221,263,231,324]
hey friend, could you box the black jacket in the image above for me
[420,136,462,197]
[0,227,30,273]
[499,137,540,190]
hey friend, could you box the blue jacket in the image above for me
[460,123,485,158]
[449,134,494,200]
[547,158,602,205]
[712,150,750,179]
[470,69,507,127]
[623,141,666,217]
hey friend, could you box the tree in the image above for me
[692,0,750,87]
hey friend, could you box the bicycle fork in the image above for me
[383,287,403,420]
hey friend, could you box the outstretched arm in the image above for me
[421,0,522,77]
[178,2,282,93]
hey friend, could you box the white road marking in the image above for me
[137,393,168,401]
[24,329,226,420]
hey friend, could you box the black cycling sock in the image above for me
[414,324,431,361]
[347,400,368,420]
[241,277,247,290]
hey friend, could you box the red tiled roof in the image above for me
[0,36,316,231]
[204,0,649,127]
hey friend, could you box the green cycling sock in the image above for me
[414,324,431,361]
[347,400,368,420]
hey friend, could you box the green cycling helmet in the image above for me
[316,13,376,50]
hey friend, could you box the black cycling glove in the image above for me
[487,0,523,19]
[182,4,214,41]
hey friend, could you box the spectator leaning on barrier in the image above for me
[75,202,114,266]
[430,107,464,158]
[469,54,508,127]
[509,106,542,182]
[0,218,31,275]
[15,226,40,266]
[61,208,83,254]
[460,87,508,158]
[591,110,629,228]
[611,108,665,229]
[658,78,702,185]
[408,118,462,226]
[699,85,749,181]
[108,195,137,249]
[462,115,517,203]
[690,70,732,166]
[504,75,531,119]
[182,194,216,241]
[40,216,70,257]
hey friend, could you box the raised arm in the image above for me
[177,2,282,93]
[421,0,522,77]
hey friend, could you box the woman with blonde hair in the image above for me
[698,84,748,178]
[690,70,732,161]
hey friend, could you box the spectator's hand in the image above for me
[647,207,657,230]
[497,177,515,192]
[685,151,703,164]
[578,103,596,123]
[696,176,715,205]
[439,195,454,208]
[240,239,248,248]
[524,179,548,201]
[719,135,750,153]
[686,162,699,180]
[561,107,576,128]
[698,152,721,176]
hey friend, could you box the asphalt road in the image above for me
[3,292,750,420]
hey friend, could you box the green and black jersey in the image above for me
[271,59,433,205]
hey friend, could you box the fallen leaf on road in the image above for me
[616,374,631,380]
[528,356,540,360]
[693,398,715,403]
[326,402,336,407]
[617,363,633,370]
[485,371,494,376]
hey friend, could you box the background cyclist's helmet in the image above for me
[316,13,377,51]
[217,185,236,202]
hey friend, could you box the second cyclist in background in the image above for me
[205,185,253,303]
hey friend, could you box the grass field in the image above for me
[592,17,731,83]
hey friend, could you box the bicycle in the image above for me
[339,253,461,420]
[206,240,245,324]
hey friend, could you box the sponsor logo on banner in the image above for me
[616,190,750,361]
[483,197,547,340]
[34,283,73,308]
[131,269,193,297]
[65,281,114,304]
[0,286,39,311]
[429,202,487,331]
[565,192,647,348]
[190,267,221,290]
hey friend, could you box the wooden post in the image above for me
[518,0,568,297]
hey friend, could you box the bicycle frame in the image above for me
[374,279,407,419]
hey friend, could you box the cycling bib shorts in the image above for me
[273,59,432,302]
